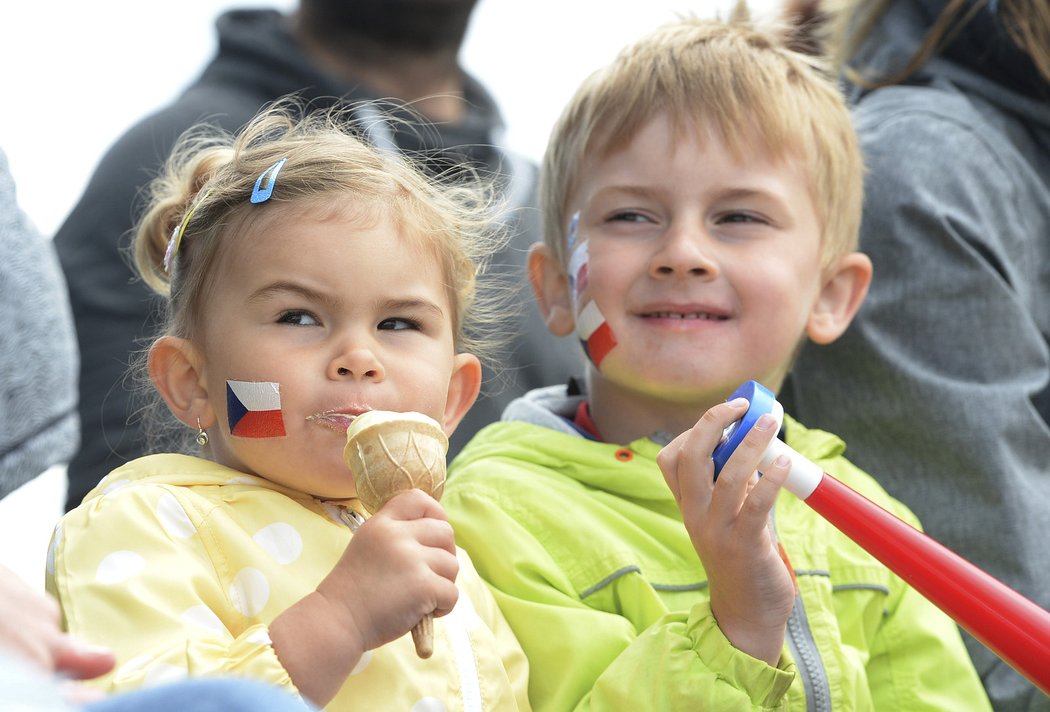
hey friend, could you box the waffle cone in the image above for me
[343,411,448,658]
[343,410,449,515]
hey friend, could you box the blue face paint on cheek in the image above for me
[566,211,580,252]
[226,380,287,438]
[568,240,590,309]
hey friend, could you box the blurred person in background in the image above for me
[0,146,77,499]
[782,0,1050,708]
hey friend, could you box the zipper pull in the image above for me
[339,507,365,531]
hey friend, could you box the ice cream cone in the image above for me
[344,410,448,658]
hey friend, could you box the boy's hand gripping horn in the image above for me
[712,381,1050,694]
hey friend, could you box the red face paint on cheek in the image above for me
[226,380,287,438]
[577,300,617,368]
[569,239,617,368]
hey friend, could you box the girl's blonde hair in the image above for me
[135,99,507,361]
[133,101,510,451]
[540,9,863,270]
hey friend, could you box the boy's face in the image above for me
[560,113,831,409]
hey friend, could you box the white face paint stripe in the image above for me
[577,300,607,340]
[566,210,580,251]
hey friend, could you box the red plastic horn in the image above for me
[713,381,1050,695]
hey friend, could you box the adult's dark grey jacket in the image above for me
[54,9,577,511]
[0,148,79,498]
[783,1,1050,709]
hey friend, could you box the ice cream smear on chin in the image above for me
[342,410,449,659]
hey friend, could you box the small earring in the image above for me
[195,418,209,446]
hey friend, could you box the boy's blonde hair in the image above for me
[135,100,506,361]
[541,12,863,270]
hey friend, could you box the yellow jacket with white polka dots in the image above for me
[46,453,530,711]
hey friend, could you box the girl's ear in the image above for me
[527,242,576,337]
[806,252,873,344]
[148,336,217,429]
[441,353,482,436]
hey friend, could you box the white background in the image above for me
[0,0,777,587]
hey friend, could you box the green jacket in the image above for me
[444,386,990,711]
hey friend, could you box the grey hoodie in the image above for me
[0,148,78,497]
[783,2,1050,710]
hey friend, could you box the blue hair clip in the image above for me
[250,158,287,204]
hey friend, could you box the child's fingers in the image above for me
[659,398,749,505]
[423,546,460,585]
[430,579,461,619]
[709,411,779,524]
[656,431,688,502]
[413,518,457,555]
[736,452,790,536]
[378,488,448,522]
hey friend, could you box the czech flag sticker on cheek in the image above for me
[227,380,287,438]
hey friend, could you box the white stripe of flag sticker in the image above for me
[227,380,287,438]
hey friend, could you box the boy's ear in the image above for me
[148,336,216,429]
[806,252,873,344]
[442,353,483,436]
[527,242,576,337]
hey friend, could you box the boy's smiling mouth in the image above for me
[643,311,727,320]
[638,302,731,322]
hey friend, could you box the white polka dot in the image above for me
[156,493,196,539]
[246,628,272,645]
[96,551,145,584]
[230,568,270,617]
[412,698,448,712]
[102,479,130,495]
[143,662,187,688]
[349,650,372,675]
[253,522,303,564]
[181,605,224,634]
[46,522,62,576]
